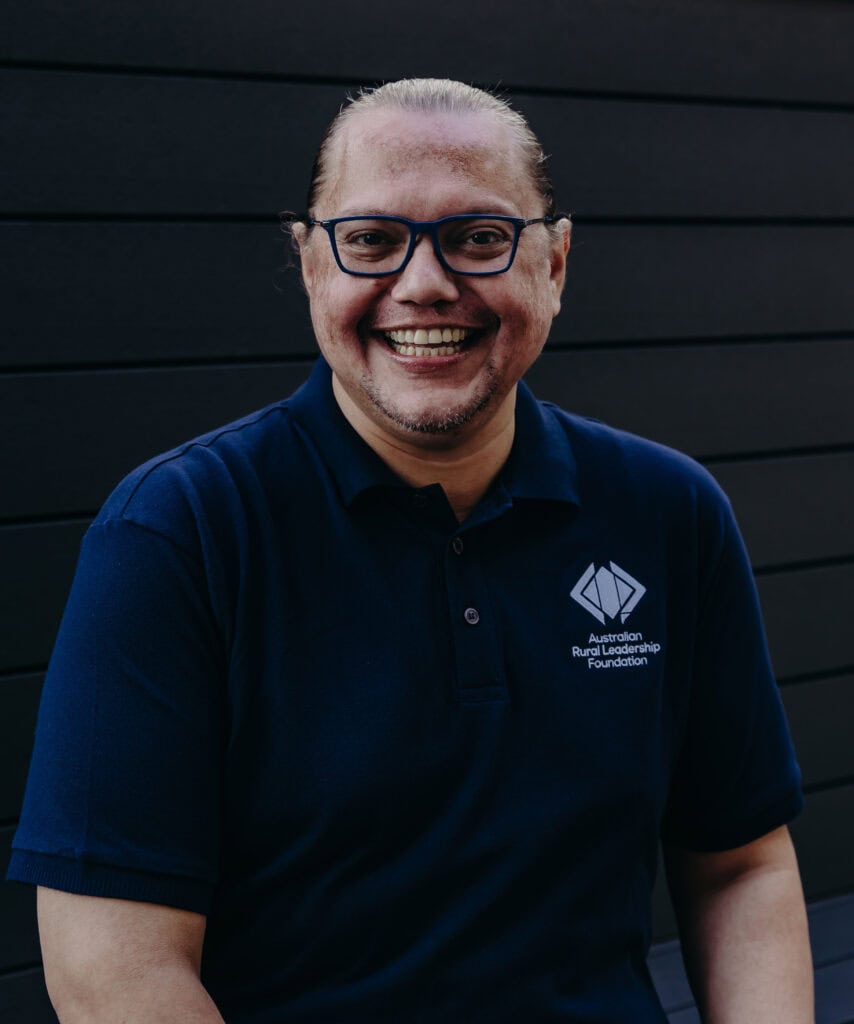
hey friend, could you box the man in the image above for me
[9,79,813,1022]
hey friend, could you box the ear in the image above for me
[291,221,316,293]
[548,217,572,317]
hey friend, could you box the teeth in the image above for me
[391,343,462,357]
[385,327,472,345]
[382,326,476,357]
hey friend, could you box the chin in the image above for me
[366,378,500,438]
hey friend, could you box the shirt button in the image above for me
[464,607,480,625]
[412,492,428,510]
[451,537,464,555]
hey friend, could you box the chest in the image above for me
[219,503,695,861]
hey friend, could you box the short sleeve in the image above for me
[660,498,803,851]
[7,517,226,914]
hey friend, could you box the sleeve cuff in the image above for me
[661,780,804,853]
[6,849,214,915]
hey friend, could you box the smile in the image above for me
[383,327,473,357]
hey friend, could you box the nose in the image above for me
[390,233,460,304]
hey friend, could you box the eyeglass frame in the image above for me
[307,213,557,278]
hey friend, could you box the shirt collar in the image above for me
[288,358,403,505]
[500,378,580,507]
[288,357,580,510]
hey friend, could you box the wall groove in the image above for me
[804,776,854,798]
[4,57,854,114]
[754,554,854,578]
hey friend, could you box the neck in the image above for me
[331,376,517,522]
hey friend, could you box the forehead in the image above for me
[319,107,536,214]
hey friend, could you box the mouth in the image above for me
[381,327,478,357]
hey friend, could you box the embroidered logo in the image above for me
[570,562,646,625]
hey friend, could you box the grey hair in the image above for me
[300,78,558,221]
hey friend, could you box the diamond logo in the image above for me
[570,562,646,625]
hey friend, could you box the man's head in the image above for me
[292,79,571,451]
[304,79,558,224]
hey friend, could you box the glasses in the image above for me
[308,214,555,277]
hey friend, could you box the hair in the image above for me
[293,78,559,226]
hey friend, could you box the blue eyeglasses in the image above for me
[308,213,556,277]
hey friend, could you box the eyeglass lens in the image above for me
[332,217,517,274]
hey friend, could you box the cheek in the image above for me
[503,277,556,334]
[309,277,386,343]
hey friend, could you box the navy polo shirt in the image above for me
[10,357,802,1022]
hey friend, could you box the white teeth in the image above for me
[390,342,462,357]
[382,326,475,357]
[385,327,472,345]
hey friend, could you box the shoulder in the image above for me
[94,399,299,546]
[543,401,725,500]
[538,401,736,564]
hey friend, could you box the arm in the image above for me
[38,887,225,1023]
[663,825,813,1023]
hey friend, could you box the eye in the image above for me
[464,227,510,246]
[443,219,515,259]
[344,230,397,249]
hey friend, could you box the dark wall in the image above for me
[2,2,853,1018]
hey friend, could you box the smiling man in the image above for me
[293,94,570,522]
[9,80,813,1022]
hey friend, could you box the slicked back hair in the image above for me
[300,78,558,222]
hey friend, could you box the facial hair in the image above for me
[358,362,501,435]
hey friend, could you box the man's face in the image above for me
[297,107,569,448]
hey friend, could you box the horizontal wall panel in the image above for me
[527,339,854,459]
[791,784,854,900]
[0,674,43,820]
[5,224,854,370]
[0,223,308,368]
[555,225,854,344]
[0,830,41,971]
[0,364,314,521]
[784,674,854,790]
[759,564,854,680]
[710,453,854,570]
[3,1,853,104]
[4,71,854,219]
[3,341,853,521]
[0,523,87,673]
[0,967,57,1024]
[0,69,327,216]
